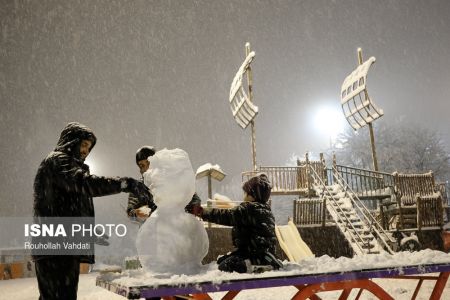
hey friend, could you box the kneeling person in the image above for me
[188,174,282,273]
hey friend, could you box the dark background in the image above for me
[1,0,449,216]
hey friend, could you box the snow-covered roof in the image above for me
[196,163,226,181]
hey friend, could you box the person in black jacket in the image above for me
[187,174,283,273]
[127,145,201,222]
[33,122,156,300]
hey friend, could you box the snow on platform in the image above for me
[1,267,450,300]
[99,249,450,288]
[1,250,450,299]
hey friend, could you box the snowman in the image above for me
[135,148,209,274]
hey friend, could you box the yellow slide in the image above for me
[275,220,314,262]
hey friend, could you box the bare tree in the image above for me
[330,120,450,182]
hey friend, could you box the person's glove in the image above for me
[121,177,144,193]
[121,178,157,212]
[138,191,157,213]
[185,203,203,217]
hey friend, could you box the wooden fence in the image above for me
[393,172,437,205]
[242,166,311,196]
[293,199,332,226]
[417,196,444,229]
[387,172,445,230]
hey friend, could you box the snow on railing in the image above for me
[330,164,395,254]
[334,165,394,198]
[308,165,372,255]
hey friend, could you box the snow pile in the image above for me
[136,148,209,274]
[213,193,232,202]
[102,249,450,288]
[337,197,352,210]
[207,193,237,208]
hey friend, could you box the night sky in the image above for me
[1,0,449,216]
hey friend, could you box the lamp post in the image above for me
[196,164,226,228]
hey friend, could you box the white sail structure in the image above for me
[340,57,384,130]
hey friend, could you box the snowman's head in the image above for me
[143,148,195,211]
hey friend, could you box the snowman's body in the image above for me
[136,148,209,274]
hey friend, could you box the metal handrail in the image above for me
[331,165,395,254]
[308,165,369,254]
[334,165,394,197]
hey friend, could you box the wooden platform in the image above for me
[96,263,450,299]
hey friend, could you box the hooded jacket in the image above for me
[201,174,277,256]
[33,122,124,263]
[202,201,277,256]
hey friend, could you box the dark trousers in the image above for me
[217,250,283,273]
[218,254,248,273]
[35,256,80,300]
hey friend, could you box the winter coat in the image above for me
[201,201,277,256]
[33,122,124,263]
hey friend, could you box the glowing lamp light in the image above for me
[312,105,346,140]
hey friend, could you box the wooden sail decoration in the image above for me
[229,51,258,129]
[340,57,384,130]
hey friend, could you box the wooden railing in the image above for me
[393,172,437,205]
[388,172,444,230]
[417,196,444,229]
[436,182,448,206]
[333,165,393,199]
[293,199,332,226]
[242,166,309,195]
[241,153,327,196]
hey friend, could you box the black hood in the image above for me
[55,122,97,159]
[242,174,272,203]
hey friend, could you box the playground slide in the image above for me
[275,221,314,262]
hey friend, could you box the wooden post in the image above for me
[438,194,444,227]
[320,152,327,185]
[296,158,302,195]
[332,152,337,177]
[393,172,404,230]
[322,197,327,227]
[207,175,212,199]
[306,152,311,199]
[417,195,422,231]
[380,205,386,230]
[293,199,298,225]
[207,175,212,229]
[246,42,257,171]
[358,48,379,171]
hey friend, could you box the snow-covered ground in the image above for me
[1,271,450,300]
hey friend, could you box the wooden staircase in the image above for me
[309,165,395,255]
